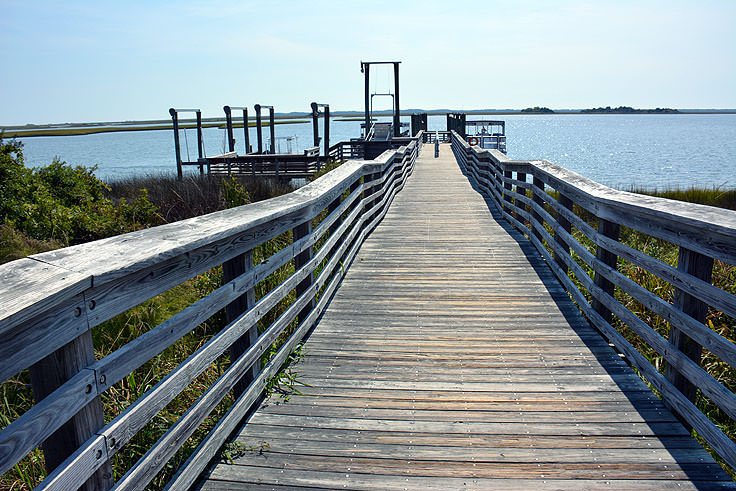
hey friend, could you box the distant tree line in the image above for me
[580,106,679,114]
[521,107,555,113]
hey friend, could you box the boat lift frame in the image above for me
[310,102,330,159]
[223,106,251,154]
[360,61,401,138]
[254,104,275,154]
[169,108,205,179]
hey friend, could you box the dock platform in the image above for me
[198,144,732,489]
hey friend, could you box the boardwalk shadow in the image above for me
[457,159,723,488]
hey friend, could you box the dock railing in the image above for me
[451,131,736,471]
[0,135,421,490]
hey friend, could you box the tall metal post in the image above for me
[170,108,183,180]
[224,106,235,152]
[254,104,263,154]
[243,108,250,153]
[269,107,275,154]
[324,105,330,157]
[196,111,203,159]
[363,62,370,137]
[393,62,401,137]
[311,102,320,148]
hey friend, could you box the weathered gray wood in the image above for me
[0,258,89,341]
[531,176,545,242]
[0,369,96,476]
[555,192,574,272]
[33,434,109,491]
[169,146,416,490]
[28,330,113,490]
[518,201,736,470]
[201,143,729,490]
[224,249,259,398]
[0,293,89,384]
[666,247,714,425]
[535,183,736,320]
[592,218,620,324]
[523,201,736,419]
[293,220,315,325]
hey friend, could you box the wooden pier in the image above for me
[1,132,735,490]
[198,144,733,489]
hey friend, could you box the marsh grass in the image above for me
[547,188,736,477]
[0,173,301,490]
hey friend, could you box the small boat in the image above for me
[465,120,506,153]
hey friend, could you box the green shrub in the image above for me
[0,137,163,248]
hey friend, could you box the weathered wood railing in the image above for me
[328,141,365,160]
[422,130,451,143]
[204,151,323,179]
[0,135,421,490]
[451,131,736,470]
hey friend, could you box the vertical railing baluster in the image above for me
[293,221,316,324]
[223,250,259,397]
[592,219,620,324]
[29,329,113,491]
[531,177,545,242]
[515,172,526,222]
[554,193,574,273]
[504,170,513,211]
[665,247,714,428]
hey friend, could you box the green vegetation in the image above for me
[525,186,735,478]
[627,186,736,211]
[0,137,308,490]
[580,106,679,114]
[521,106,554,113]
[1,120,308,138]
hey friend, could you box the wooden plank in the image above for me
[0,258,89,339]
[201,467,736,490]
[233,436,709,463]
[209,452,727,480]
[200,142,729,488]
[239,425,702,449]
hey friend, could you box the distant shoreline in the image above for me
[2,110,734,138]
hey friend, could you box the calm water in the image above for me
[17,114,736,190]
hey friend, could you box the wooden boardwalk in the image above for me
[199,144,733,489]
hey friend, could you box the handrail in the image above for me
[0,133,423,490]
[450,131,736,470]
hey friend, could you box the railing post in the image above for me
[293,221,316,324]
[515,172,526,223]
[223,250,259,397]
[531,177,545,242]
[554,193,574,273]
[503,170,513,210]
[666,247,714,422]
[29,331,113,491]
[592,218,620,324]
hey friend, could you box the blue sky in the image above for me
[1,0,735,125]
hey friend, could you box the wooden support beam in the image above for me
[29,330,113,491]
[531,177,545,242]
[665,247,714,428]
[554,193,574,273]
[592,218,620,324]
[223,250,259,398]
[293,221,315,325]
[504,170,513,208]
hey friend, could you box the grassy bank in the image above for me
[1,135,347,489]
[2,119,308,138]
[628,186,736,211]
